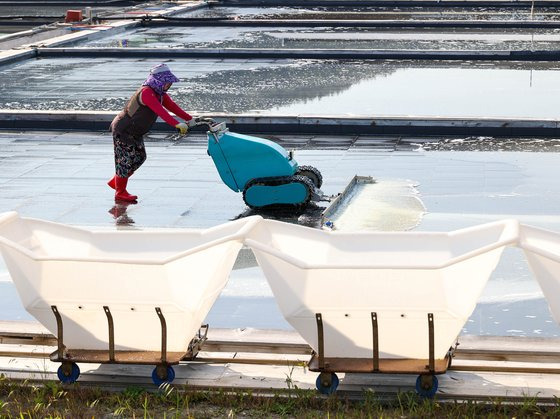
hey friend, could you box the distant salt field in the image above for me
[81,24,560,51]
[0,58,559,119]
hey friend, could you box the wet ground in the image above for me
[1,57,559,118]
[1,130,560,338]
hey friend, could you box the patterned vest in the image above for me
[110,87,162,144]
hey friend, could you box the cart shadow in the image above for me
[86,361,252,387]
[342,367,560,399]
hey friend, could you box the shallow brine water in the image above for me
[0,57,559,119]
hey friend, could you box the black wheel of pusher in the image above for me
[152,364,176,386]
[415,374,438,398]
[316,372,339,395]
[296,165,323,189]
[57,361,80,384]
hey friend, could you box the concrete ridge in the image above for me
[0,110,557,137]
[145,18,560,30]
[211,0,560,6]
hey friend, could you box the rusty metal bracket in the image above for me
[103,306,115,362]
[51,305,64,360]
[371,312,379,372]
[428,312,435,373]
[186,324,209,359]
[315,313,324,370]
[198,324,209,341]
[156,307,167,364]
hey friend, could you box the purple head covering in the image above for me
[142,63,180,95]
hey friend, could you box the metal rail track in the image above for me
[2,329,560,375]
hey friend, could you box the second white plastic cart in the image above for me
[519,223,560,325]
[246,219,519,396]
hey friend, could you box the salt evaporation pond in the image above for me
[79,24,560,51]
[74,4,560,51]
[0,57,560,119]
[182,5,560,22]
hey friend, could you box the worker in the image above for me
[108,63,197,202]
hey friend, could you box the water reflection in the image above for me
[108,202,135,225]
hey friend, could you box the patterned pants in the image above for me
[113,137,146,178]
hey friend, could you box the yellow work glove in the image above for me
[175,122,189,135]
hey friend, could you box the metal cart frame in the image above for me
[50,305,208,385]
[308,312,455,397]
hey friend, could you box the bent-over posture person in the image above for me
[109,63,198,202]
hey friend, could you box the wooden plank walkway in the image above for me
[0,321,559,400]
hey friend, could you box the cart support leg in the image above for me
[371,312,379,372]
[428,313,434,373]
[51,305,64,360]
[156,307,167,364]
[315,313,324,370]
[103,306,115,362]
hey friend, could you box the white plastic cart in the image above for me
[0,211,261,385]
[245,219,519,396]
[519,224,560,325]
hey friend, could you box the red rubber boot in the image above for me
[107,175,116,190]
[108,172,134,190]
[114,176,137,202]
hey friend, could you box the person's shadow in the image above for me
[108,202,135,225]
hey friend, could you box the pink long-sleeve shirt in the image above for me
[140,87,192,127]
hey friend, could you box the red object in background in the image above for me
[65,10,83,23]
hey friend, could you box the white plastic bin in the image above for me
[519,224,560,324]
[245,219,519,361]
[0,211,261,353]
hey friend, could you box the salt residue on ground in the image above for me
[326,179,426,232]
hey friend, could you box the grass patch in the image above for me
[0,374,559,418]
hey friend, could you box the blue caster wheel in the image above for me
[315,372,339,395]
[57,362,80,384]
[415,374,438,398]
[152,364,175,386]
